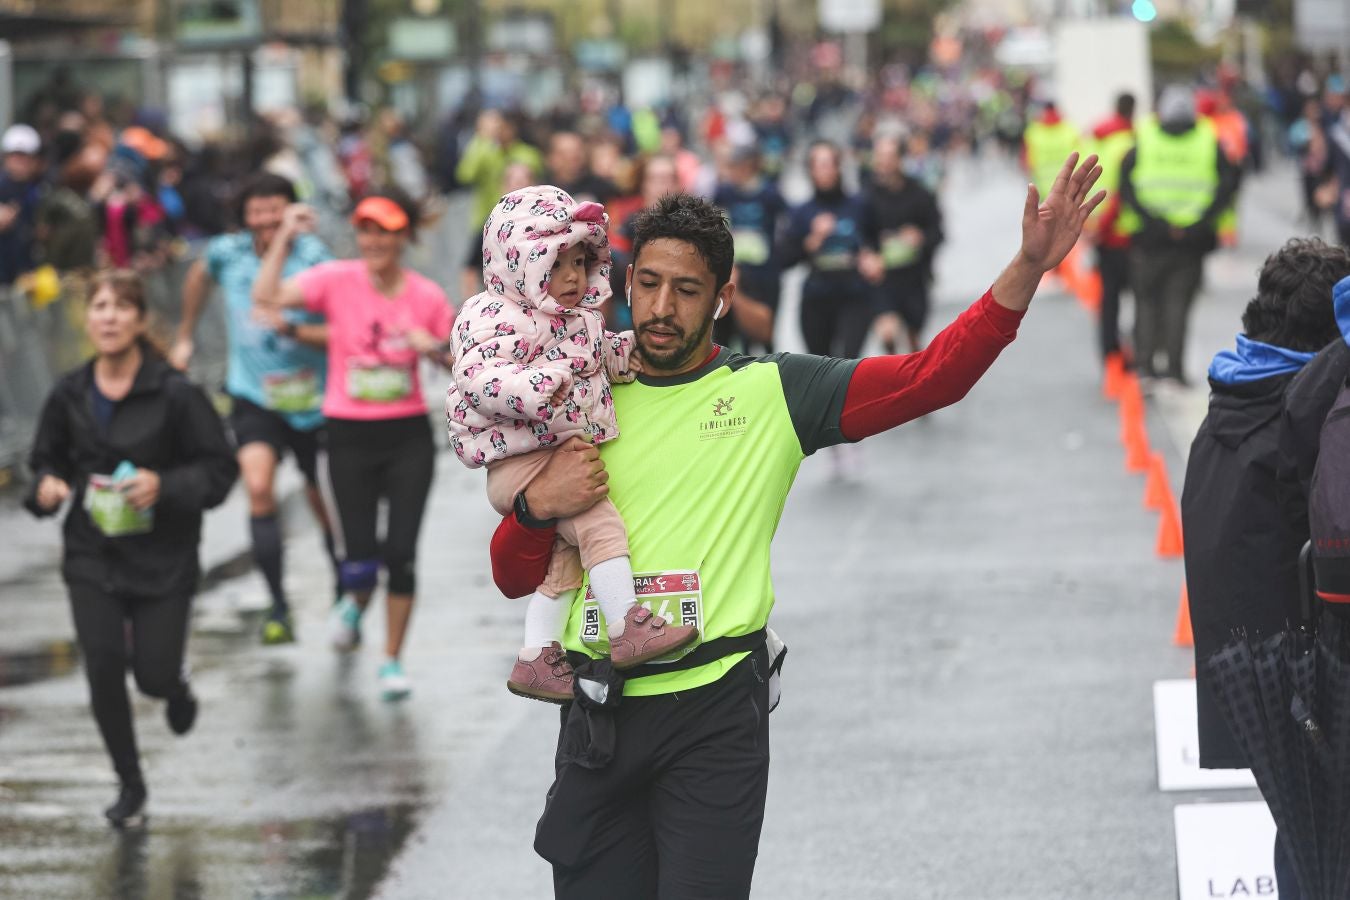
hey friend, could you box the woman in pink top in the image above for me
[253,189,453,700]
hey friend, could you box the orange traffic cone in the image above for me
[1144,453,1169,510]
[1080,267,1103,312]
[1119,372,1144,421]
[1174,582,1194,647]
[1157,494,1185,558]
[1124,422,1151,473]
[1103,352,1126,401]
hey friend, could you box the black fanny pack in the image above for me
[564,627,767,680]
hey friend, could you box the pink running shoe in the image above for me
[609,606,699,669]
[507,642,574,703]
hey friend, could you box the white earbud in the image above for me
[714,298,724,319]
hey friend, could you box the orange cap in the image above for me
[352,196,409,232]
[120,126,169,161]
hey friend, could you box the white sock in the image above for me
[590,556,638,639]
[521,590,570,658]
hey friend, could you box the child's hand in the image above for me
[626,353,644,376]
[550,383,570,406]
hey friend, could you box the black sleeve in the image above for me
[23,385,73,518]
[157,378,239,514]
[1277,342,1350,545]
[1199,147,1241,226]
[765,352,862,456]
[858,196,880,250]
[922,187,944,252]
[777,204,811,271]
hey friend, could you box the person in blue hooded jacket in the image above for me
[1181,237,1350,900]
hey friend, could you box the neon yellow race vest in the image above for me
[562,356,810,696]
[1121,119,1219,232]
[1089,128,1136,239]
[1024,119,1082,197]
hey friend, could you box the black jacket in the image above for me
[24,353,238,596]
[1183,373,1303,769]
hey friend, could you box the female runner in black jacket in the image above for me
[25,269,238,827]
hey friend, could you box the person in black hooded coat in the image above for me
[1181,238,1350,900]
[24,269,238,827]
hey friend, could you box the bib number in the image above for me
[880,231,920,268]
[263,368,321,413]
[732,229,771,266]
[347,362,412,403]
[85,475,153,537]
[581,569,703,664]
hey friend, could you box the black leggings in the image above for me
[68,582,192,787]
[322,415,435,595]
[799,275,874,359]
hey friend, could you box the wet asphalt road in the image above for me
[0,153,1312,898]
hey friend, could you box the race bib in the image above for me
[880,231,920,268]
[732,229,771,266]
[85,475,153,537]
[581,569,704,664]
[813,250,856,272]
[262,368,321,413]
[347,362,412,403]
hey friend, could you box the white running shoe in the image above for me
[330,596,363,651]
[379,659,411,701]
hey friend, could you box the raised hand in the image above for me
[1019,152,1105,272]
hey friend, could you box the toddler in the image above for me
[447,185,698,701]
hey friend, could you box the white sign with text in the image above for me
[1175,802,1278,899]
[1154,679,1257,792]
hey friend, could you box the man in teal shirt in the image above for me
[171,173,335,644]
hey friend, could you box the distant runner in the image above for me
[253,189,453,700]
[26,270,238,827]
[171,172,338,644]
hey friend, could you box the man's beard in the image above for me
[636,314,713,373]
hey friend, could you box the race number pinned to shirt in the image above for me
[85,474,153,537]
[880,229,921,268]
[581,570,703,661]
[731,229,771,266]
[346,360,413,403]
[262,367,321,413]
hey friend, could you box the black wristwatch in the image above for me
[513,490,557,529]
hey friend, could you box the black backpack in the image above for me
[1310,376,1350,606]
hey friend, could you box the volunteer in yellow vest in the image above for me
[1024,101,1084,286]
[1120,84,1238,386]
[1087,92,1137,363]
[489,154,1106,898]
[1023,102,1082,199]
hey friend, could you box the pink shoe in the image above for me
[507,642,574,703]
[609,606,699,669]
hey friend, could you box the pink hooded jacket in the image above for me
[446,185,636,469]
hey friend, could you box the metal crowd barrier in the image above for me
[0,190,472,476]
[0,255,229,474]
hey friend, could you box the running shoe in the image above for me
[165,687,198,736]
[379,659,411,701]
[104,782,147,829]
[609,606,699,669]
[329,596,363,651]
[507,642,575,703]
[261,614,296,646]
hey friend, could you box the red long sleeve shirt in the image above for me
[490,290,1024,598]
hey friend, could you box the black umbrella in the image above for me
[1203,544,1350,899]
